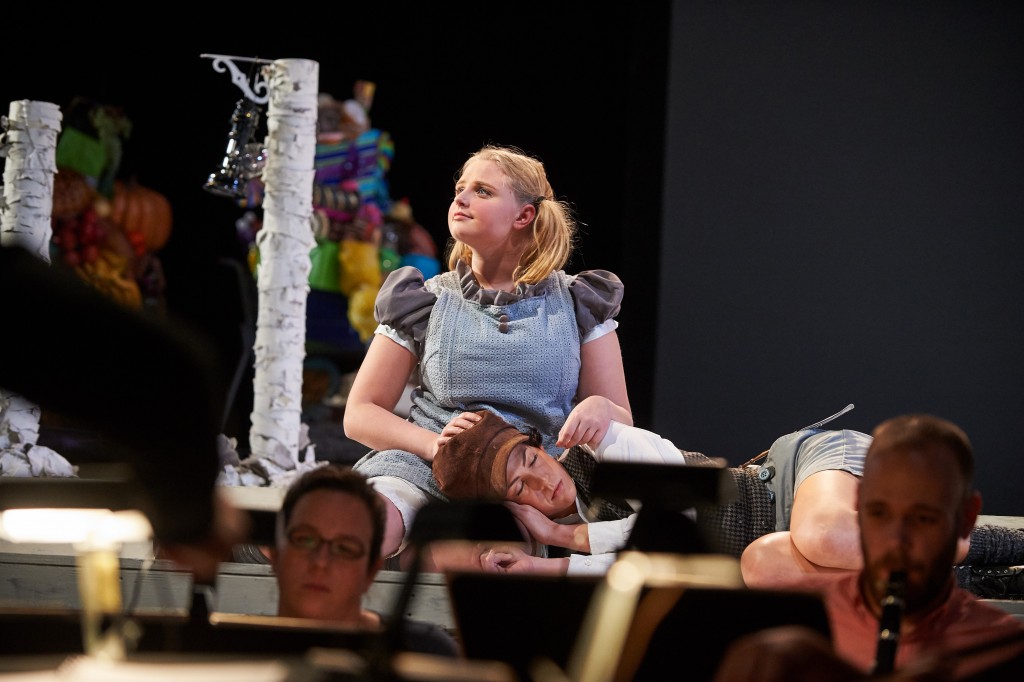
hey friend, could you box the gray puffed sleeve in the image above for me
[569,269,624,336]
[374,266,437,346]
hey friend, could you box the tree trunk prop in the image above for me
[0,100,75,476]
[246,59,320,482]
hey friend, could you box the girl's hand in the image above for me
[432,411,483,457]
[558,395,616,449]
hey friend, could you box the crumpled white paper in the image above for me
[0,443,77,477]
[218,423,321,488]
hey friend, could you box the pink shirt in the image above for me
[823,573,1024,678]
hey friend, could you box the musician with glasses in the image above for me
[270,465,459,656]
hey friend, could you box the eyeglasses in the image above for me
[285,526,367,560]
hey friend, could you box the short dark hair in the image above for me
[869,414,975,495]
[277,465,386,567]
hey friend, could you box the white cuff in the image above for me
[374,323,416,355]
[567,552,618,575]
[586,515,636,555]
[581,318,618,344]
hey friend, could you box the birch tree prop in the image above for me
[0,100,75,476]
[245,58,320,482]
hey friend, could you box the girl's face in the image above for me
[449,158,533,255]
[504,443,578,518]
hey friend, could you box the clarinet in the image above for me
[872,570,907,676]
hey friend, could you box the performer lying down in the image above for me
[432,409,724,575]
[431,410,1024,589]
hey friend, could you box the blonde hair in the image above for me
[446,145,576,284]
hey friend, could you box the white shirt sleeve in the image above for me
[567,552,619,575]
[374,322,416,355]
[587,513,636,555]
[566,422,701,574]
[581,318,619,344]
[592,421,688,464]
[559,424,658,569]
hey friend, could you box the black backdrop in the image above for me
[657,1,1023,514]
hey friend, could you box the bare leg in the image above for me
[741,474,1019,589]
[788,470,862,569]
[741,531,852,590]
[956,536,970,564]
[741,470,861,589]
[379,493,407,559]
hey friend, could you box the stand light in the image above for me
[0,478,153,660]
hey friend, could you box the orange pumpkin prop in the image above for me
[52,169,96,219]
[110,181,173,252]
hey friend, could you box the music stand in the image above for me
[446,571,602,679]
[372,500,524,681]
[589,461,737,555]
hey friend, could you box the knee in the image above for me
[740,535,785,588]
[739,545,765,587]
[381,496,408,558]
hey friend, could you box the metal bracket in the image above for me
[199,54,274,104]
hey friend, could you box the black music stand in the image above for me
[372,500,523,681]
[589,460,737,555]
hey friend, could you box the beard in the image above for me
[864,545,957,615]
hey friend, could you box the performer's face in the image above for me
[504,443,578,518]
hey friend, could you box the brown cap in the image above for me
[433,410,532,500]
